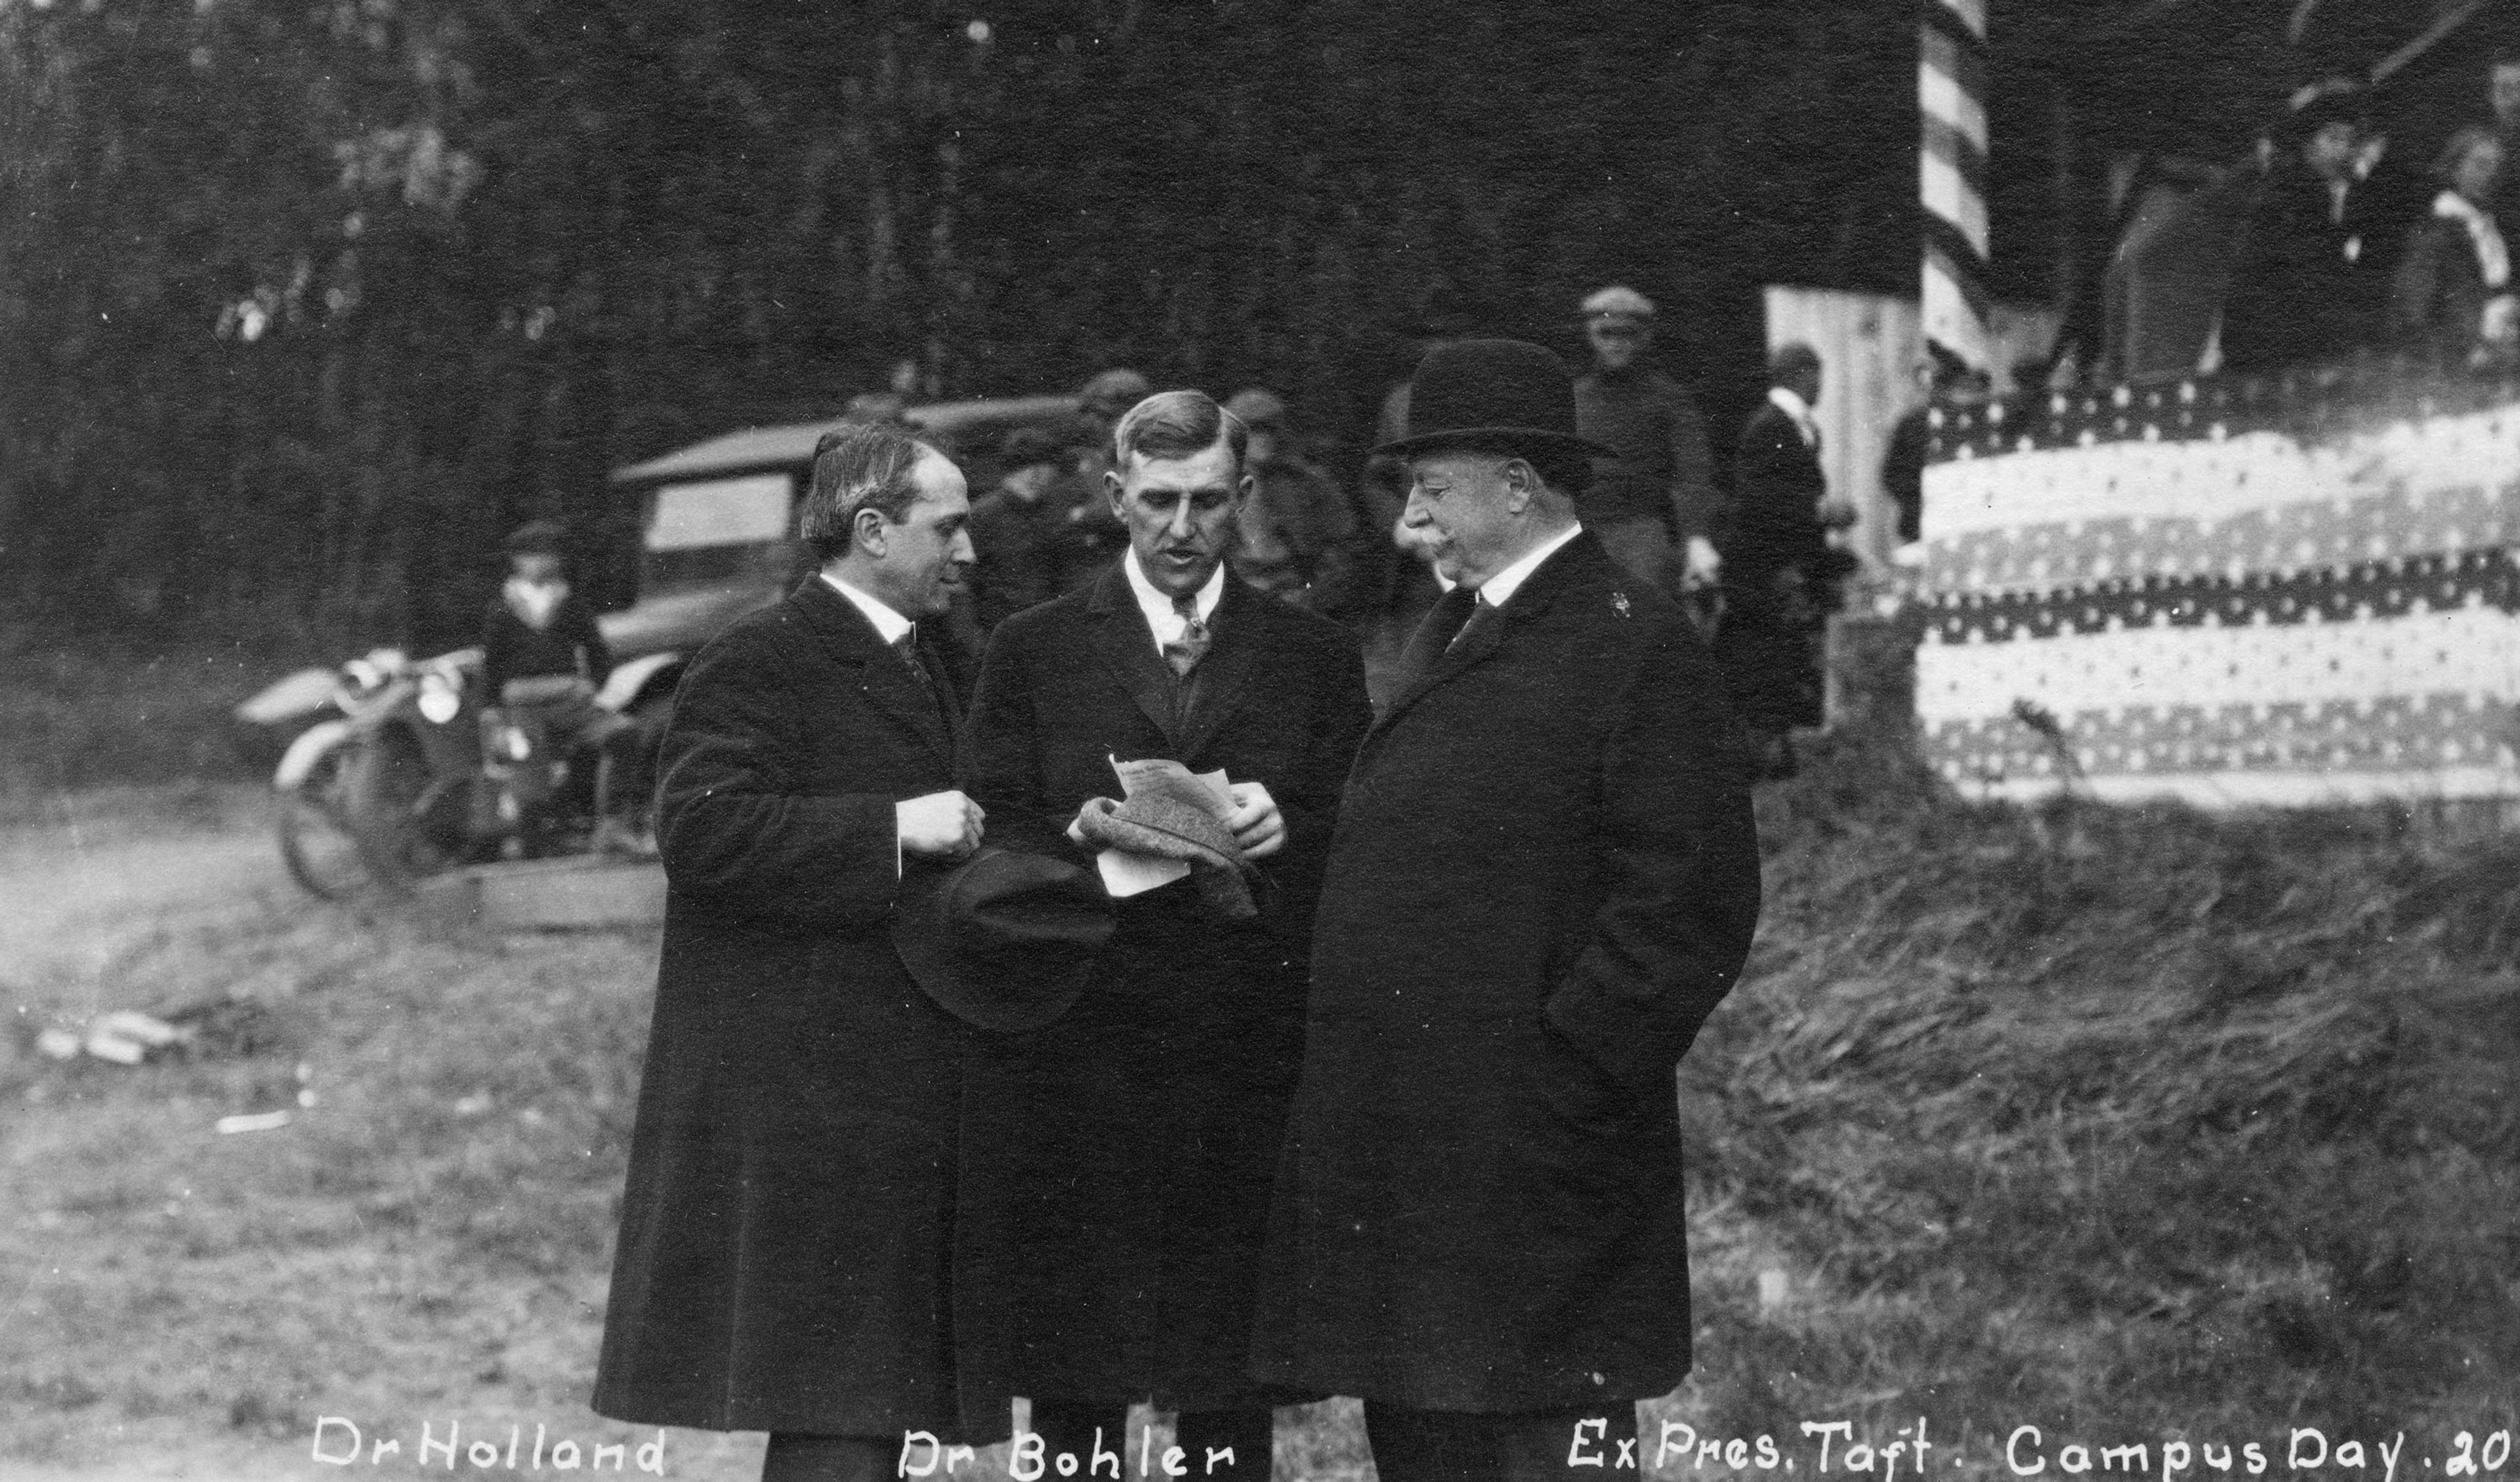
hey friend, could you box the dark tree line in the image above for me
[1,0,2393,654]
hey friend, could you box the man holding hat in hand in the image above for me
[1572,285,1723,603]
[595,421,987,1482]
[955,388,1372,1479]
[1255,339,1763,1482]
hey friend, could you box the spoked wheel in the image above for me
[341,732,469,892]
[274,747,375,900]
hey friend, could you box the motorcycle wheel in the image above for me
[341,730,464,891]
[274,747,373,900]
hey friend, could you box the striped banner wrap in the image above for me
[1919,0,1988,368]
[1914,367,2520,807]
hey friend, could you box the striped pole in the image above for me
[1920,0,1990,369]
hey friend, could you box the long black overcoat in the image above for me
[955,564,1371,1424]
[1251,532,1761,1412]
[1717,403,1835,734]
[593,578,973,1437]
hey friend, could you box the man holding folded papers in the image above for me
[955,389,1372,1478]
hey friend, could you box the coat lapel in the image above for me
[1086,565,1184,750]
[791,578,956,773]
[1371,534,1602,740]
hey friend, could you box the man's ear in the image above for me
[1235,471,1255,505]
[852,506,891,559]
[1502,458,1536,513]
[1104,469,1126,519]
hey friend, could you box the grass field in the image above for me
[1,666,2514,1480]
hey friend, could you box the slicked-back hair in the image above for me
[799,421,932,563]
[1112,389,1248,473]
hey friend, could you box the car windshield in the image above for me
[640,473,797,595]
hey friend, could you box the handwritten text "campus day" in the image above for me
[2003,1426,2513,1481]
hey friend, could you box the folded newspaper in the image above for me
[1078,757,1256,917]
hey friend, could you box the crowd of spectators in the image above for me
[2221,53,2520,371]
[933,283,1854,780]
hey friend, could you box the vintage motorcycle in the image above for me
[236,392,1077,898]
[251,647,658,899]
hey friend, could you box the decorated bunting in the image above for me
[1919,0,1989,370]
[1914,366,2520,807]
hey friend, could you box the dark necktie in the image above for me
[1164,593,1211,678]
[1394,585,1476,694]
[1448,595,1500,652]
[892,629,934,692]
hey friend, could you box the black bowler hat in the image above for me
[891,847,1116,1033]
[1370,338,1614,459]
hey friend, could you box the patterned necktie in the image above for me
[1163,593,1211,678]
[892,629,934,692]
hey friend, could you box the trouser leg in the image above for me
[1028,1397,1131,1481]
[761,1433,894,1482]
[1361,1401,1639,1482]
[1173,1407,1275,1482]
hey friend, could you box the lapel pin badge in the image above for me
[1612,590,1631,618]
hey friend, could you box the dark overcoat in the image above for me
[2221,159,2412,371]
[955,564,1372,1424]
[594,578,973,1437]
[1251,532,1761,1412]
[1717,402,1836,734]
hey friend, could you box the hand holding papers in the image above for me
[1074,757,1259,916]
[1220,780,1285,859]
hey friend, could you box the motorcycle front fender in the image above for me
[274,717,355,792]
[234,666,341,730]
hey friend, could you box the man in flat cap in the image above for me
[1571,286,1723,606]
[956,389,1372,1481]
[967,423,1073,633]
[1255,340,1762,1482]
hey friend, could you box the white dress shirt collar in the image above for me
[820,572,915,645]
[1767,385,1820,447]
[1473,522,1584,610]
[1122,547,1227,654]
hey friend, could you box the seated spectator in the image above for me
[2391,127,2516,366]
[479,520,634,773]
[1221,387,1359,614]
[2221,81,2412,373]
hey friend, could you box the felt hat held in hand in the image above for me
[1074,792,1259,920]
[892,847,1117,1032]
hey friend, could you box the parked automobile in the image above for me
[238,392,1078,896]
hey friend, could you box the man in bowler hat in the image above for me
[955,390,1373,1478]
[1253,340,1763,1482]
[593,421,985,1482]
